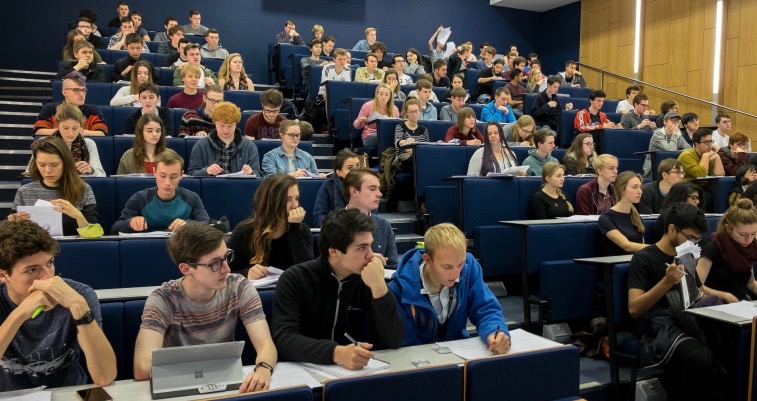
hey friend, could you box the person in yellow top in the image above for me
[678,128,724,181]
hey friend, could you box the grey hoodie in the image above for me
[522,149,558,176]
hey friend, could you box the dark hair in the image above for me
[589,90,607,101]
[189,9,201,17]
[692,128,712,144]
[492,58,504,67]
[117,1,129,7]
[660,182,705,212]
[167,221,224,265]
[530,59,542,68]
[30,137,86,204]
[660,100,677,114]
[245,174,298,265]
[632,93,649,105]
[392,54,404,64]
[206,28,219,36]
[260,89,284,108]
[479,122,515,176]
[513,57,526,66]
[744,182,757,204]
[547,75,561,86]
[416,79,432,90]
[480,42,491,48]
[78,17,93,25]
[163,16,177,26]
[0,220,59,275]
[565,60,577,67]
[509,68,523,80]
[137,82,159,97]
[319,209,374,256]
[407,48,421,62]
[183,43,201,56]
[534,128,555,146]
[125,33,142,46]
[681,112,698,125]
[168,25,184,36]
[715,113,731,124]
[736,164,757,186]
[495,87,511,97]
[343,168,380,201]
[369,42,387,54]
[309,39,321,48]
[364,52,378,63]
[528,52,538,59]
[660,202,708,237]
[322,35,335,44]
[132,113,166,170]
[130,11,142,18]
[433,59,447,70]
[564,133,595,175]
[625,85,640,96]
[120,16,132,25]
[334,149,358,172]
[658,158,682,177]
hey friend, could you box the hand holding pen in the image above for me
[333,332,374,370]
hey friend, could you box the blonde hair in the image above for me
[373,84,396,118]
[217,53,250,84]
[365,27,376,35]
[212,101,241,124]
[718,198,757,237]
[593,153,618,171]
[180,64,201,78]
[55,103,85,126]
[513,115,535,144]
[541,162,573,213]
[424,223,467,259]
[613,171,645,233]
[312,24,323,34]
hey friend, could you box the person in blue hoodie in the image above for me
[480,87,516,124]
[522,129,559,176]
[388,223,510,353]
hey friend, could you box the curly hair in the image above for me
[0,220,58,274]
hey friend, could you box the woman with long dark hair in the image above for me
[467,121,520,176]
[117,113,167,174]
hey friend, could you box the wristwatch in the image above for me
[254,362,274,374]
[74,310,95,326]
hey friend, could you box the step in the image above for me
[0,135,34,150]
[0,100,44,113]
[312,143,334,157]
[0,86,52,97]
[0,150,31,165]
[0,125,34,137]
[0,182,21,203]
[0,69,57,78]
[311,133,330,144]
[0,166,26,181]
[314,155,336,170]
[0,111,38,125]
[0,95,52,102]
[395,233,424,255]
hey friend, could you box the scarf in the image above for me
[712,232,757,273]
[53,131,89,163]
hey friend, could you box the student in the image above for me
[153,16,178,42]
[108,1,130,27]
[33,104,105,177]
[522,129,558,177]
[164,38,191,68]
[444,107,483,145]
[573,89,617,153]
[476,46,496,70]
[34,72,107,136]
[531,76,573,132]
[313,150,360,227]
[275,20,304,45]
[503,115,536,146]
[272,208,404,368]
[355,53,385,83]
[123,83,172,136]
[228,174,313,279]
[129,11,149,41]
[62,29,104,64]
[262,120,321,177]
[201,29,229,59]
[639,159,685,214]
[108,17,145,52]
[353,27,377,51]
[110,60,155,107]
[531,162,574,219]
[697,199,757,303]
[729,165,757,206]
[133,222,276,393]
[56,41,104,82]
[117,113,167,174]
[320,35,336,58]
[171,44,216,88]
[575,154,619,215]
[557,60,586,87]
[156,26,184,55]
[678,128,725,180]
[394,99,429,171]
[467,122,520,176]
[244,89,285,139]
[504,68,526,116]
[382,69,406,101]
[642,112,690,177]
[75,17,104,49]
[404,48,425,75]
[218,53,255,91]
[563,133,597,176]
[112,149,209,234]
[10,137,103,238]
[353,84,399,148]
[113,34,156,83]
[166,64,205,109]
[312,24,324,41]
[652,182,705,241]
[413,79,437,121]
[318,48,351,98]
[481,87,515,124]
[654,100,678,128]
[182,9,209,36]
[440,87,467,123]
[628,203,724,400]
[431,59,450,88]
[718,131,749,176]
[616,85,640,114]
[301,39,328,98]
[390,56,413,85]
[407,74,440,102]
[178,85,223,137]
[680,112,698,146]
[188,101,261,176]
[446,44,470,79]
[598,171,645,256]
[440,74,468,104]
[427,26,446,65]
[526,68,546,94]
[388,223,510,352]
[620,94,657,130]
[711,113,733,152]
[0,219,116,390]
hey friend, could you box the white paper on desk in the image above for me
[118,231,172,237]
[436,27,452,45]
[508,329,563,354]
[436,140,458,145]
[383,268,396,280]
[435,337,490,359]
[18,203,62,237]
[365,111,388,124]
[443,42,457,59]
[252,267,284,288]
[0,386,51,401]
[556,214,601,222]
[705,301,757,321]
[242,362,321,389]
[300,358,389,379]
[218,171,256,178]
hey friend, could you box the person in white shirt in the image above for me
[318,48,351,97]
[710,113,749,152]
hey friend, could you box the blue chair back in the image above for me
[99,303,127,379]
[119,239,178,287]
[84,177,117,234]
[56,241,120,289]
[90,137,115,176]
[324,364,461,401]
[200,178,262,229]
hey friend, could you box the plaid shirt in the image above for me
[217,138,237,174]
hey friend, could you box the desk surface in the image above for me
[573,255,633,266]
[95,286,158,302]
[686,305,754,326]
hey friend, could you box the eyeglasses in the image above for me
[187,249,233,272]
[77,25,91,30]
[698,140,714,145]
[284,133,301,139]
[668,170,685,177]
[263,107,281,114]
[519,127,533,135]
[583,142,595,147]
[63,87,88,94]
[205,96,223,105]
[687,194,700,202]
[719,120,732,124]
[675,227,702,244]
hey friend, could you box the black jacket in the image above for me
[56,62,105,83]
[272,256,404,364]
[531,89,562,130]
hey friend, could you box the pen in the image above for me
[667,263,689,276]
[344,332,361,348]
[490,325,501,355]
[31,306,44,319]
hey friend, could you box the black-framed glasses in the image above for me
[187,249,233,272]
[675,226,701,244]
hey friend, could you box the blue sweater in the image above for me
[388,249,508,346]
[480,100,516,124]
[111,187,209,234]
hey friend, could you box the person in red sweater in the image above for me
[444,107,483,145]
[166,64,204,109]
[574,89,618,153]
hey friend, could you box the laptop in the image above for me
[150,341,245,399]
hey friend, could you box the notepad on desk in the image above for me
[703,301,757,321]
[252,267,284,288]
[300,358,389,379]
[118,231,172,237]
[486,166,529,176]
[435,329,563,360]
[242,362,321,389]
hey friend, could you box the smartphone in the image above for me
[77,387,113,401]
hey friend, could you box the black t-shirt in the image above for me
[433,75,450,88]
[628,245,702,311]
[701,240,753,300]
[530,190,573,219]
[598,209,644,256]
[589,111,601,126]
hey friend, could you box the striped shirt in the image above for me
[141,274,264,347]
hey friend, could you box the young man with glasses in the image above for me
[34,72,107,136]
[179,85,224,137]
[628,203,725,400]
[642,112,691,177]
[76,17,104,48]
[639,158,685,214]
[112,149,209,234]
[574,89,618,153]
[711,113,748,152]
[620,93,657,129]
[133,221,277,394]
[678,128,725,180]
[244,89,285,139]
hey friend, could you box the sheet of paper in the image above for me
[243,362,321,389]
[435,337,490,360]
[443,41,457,58]
[217,171,249,177]
[365,111,387,124]
[502,166,530,175]
[675,240,701,259]
[17,206,62,236]
[0,386,51,401]
[705,301,757,321]
[252,267,284,288]
[507,329,563,354]
[118,231,172,237]
[556,215,601,222]
[436,27,452,45]
[383,269,396,280]
[300,358,389,379]
[112,173,155,178]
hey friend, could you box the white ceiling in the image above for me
[490,0,579,13]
